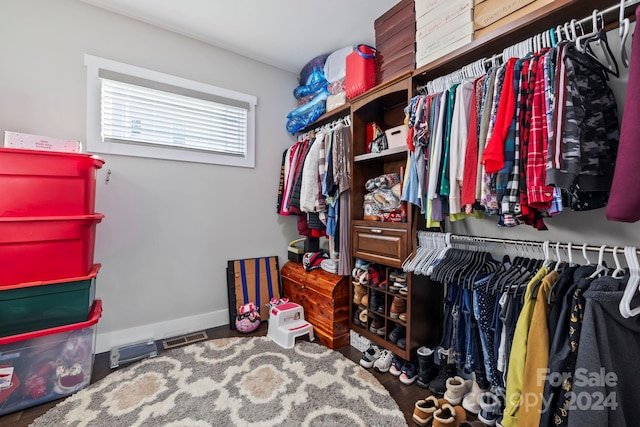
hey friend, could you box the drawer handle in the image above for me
[301,285,305,290]
[370,229,383,234]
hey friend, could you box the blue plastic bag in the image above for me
[293,68,328,99]
[286,89,329,133]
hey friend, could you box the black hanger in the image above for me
[431,249,457,283]
[485,257,508,293]
[496,256,527,295]
[464,251,485,289]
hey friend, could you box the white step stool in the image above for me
[267,302,314,349]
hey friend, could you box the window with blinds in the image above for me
[85,54,257,167]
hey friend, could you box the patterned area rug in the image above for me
[32,336,407,426]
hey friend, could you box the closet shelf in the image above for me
[352,219,410,230]
[298,103,351,134]
[354,146,407,163]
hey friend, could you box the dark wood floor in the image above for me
[0,323,454,427]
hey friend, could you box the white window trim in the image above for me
[85,54,257,167]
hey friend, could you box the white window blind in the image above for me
[85,54,257,167]
[100,75,249,156]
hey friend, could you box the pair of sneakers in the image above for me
[359,344,394,373]
[389,354,418,385]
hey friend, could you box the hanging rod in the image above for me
[446,233,640,255]
[577,0,640,26]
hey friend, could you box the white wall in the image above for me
[0,0,300,352]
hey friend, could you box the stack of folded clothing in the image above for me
[363,173,405,222]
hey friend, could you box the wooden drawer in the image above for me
[280,262,349,349]
[353,225,408,267]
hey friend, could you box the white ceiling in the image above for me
[79,0,400,75]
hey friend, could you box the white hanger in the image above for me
[620,246,640,318]
[619,0,630,68]
[554,242,563,271]
[567,242,575,267]
[588,244,608,279]
[570,18,582,41]
[612,246,626,279]
[555,25,563,43]
[582,243,592,265]
[564,22,572,41]
[576,10,602,54]
[542,241,552,268]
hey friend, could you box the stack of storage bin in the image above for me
[0,147,104,415]
[415,0,474,69]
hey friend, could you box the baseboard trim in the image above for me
[96,309,230,354]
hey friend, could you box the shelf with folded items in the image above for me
[353,145,407,163]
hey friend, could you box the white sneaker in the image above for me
[374,349,394,373]
[359,344,381,369]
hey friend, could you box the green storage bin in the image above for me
[0,264,100,337]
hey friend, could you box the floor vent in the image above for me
[162,330,209,350]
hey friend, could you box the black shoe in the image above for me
[353,308,362,326]
[369,315,384,334]
[397,337,406,350]
[416,346,437,389]
[370,289,385,313]
[388,324,406,344]
[429,348,456,396]
[476,369,491,391]
[369,289,381,311]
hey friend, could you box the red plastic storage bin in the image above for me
[345,44,377,99]
[0,214,103,287]
[0,147,104,217]
[0,300,102,416]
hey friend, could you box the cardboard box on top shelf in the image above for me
[474,0,555,40]
[415,0,450,21]
[376,0,415,46]
[375,0,416,85]
[416,35,474,69]
[416,4,473,41]
[377,50,416,84]
[377,27,415,66]
[416,20,474,68]
[474,0,536,29]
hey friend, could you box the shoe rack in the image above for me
[348,73,442,361]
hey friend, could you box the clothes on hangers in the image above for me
[278,119,351,247]
[404,232,640,426]
[566,274,639,427]
[403,38,620,230]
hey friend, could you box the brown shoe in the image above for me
[353,282,367,305]
[390,296,406,319]
[413,396,448,426]
[432,403,467,427]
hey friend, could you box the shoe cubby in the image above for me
[348,73,443,361]
[350,262,442,360]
